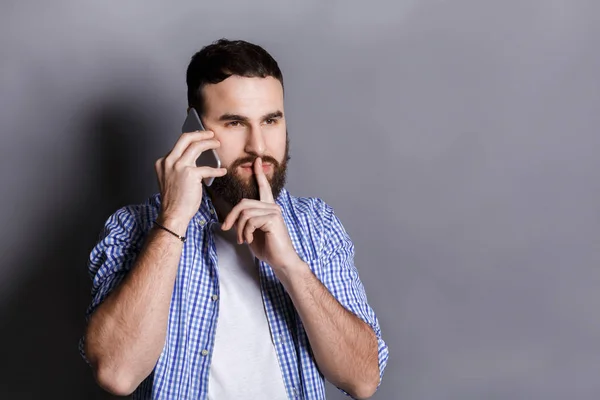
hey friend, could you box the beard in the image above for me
[207,136,290,207]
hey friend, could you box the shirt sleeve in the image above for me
[79,206,146,364]
[315,204,389,396]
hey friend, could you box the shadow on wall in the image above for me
[0,95,161,399]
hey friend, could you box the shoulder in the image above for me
[277,188,335,227]
[277,188,349,257]
[100,193,162,238]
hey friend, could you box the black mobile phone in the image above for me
[181,108,222,186]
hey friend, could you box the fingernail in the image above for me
[258,158,262,166]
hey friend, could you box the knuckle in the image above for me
[189,141,202,153]
[187,167,197,177]
[181,131,195,139]
[196,139,214,152]
[202,139,216,150]
[164,155,174,167]
[174,160,188,172]
[179,132,190,142]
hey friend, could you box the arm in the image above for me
[277,261,380,399]
[83,129,227,395]
[305,207,389,398]
[84,214,187,396]
[221,158,388,398]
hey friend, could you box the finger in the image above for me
[222,199,274,231]
[234,208,275,244]
[241,213,278,244]
[254,157,275,203]
[196,165,227,178]
[178,138,220,166]
[169,130,215,160]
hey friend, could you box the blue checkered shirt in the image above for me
[80,187,389,399]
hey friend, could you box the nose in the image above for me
[244,123,266,156]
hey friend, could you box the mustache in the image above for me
[229,155,280,170]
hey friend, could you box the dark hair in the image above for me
[186,38,284,115]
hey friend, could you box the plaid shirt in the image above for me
[80,187,389,399]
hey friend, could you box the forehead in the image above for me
[202,76,284,117]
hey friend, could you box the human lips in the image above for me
[239,162,272,172]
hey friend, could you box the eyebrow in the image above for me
[218,110,283,123]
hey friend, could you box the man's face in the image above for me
[200,75,289,206]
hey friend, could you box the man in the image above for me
[80,39,388,400]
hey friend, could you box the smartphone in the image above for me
[181,107,222,186]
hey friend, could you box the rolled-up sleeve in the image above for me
[315,204,389,394]
[79,206,146,364]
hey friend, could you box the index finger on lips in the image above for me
[255,157,275,203]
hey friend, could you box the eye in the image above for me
[265,118,276,125]
[226,121,241,127]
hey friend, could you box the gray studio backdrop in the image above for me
[1,1,599,399]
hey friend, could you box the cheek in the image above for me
[214,137,242,167]
[268,132,287,160]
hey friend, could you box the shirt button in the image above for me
[211,294,218,301]
[199,219,206,226]
[209,209,215,214]
[201,349,209,356]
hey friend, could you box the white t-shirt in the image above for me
[208,223,289,400]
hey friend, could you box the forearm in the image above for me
[85,216,186,395]
[277,261,379,399]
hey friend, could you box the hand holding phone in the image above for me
[181,108,222,186]
[155,114,226,228]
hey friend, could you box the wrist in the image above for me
[156,213,190,236]
[275,257,310,286]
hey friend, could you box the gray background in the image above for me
[1,0,599,399]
